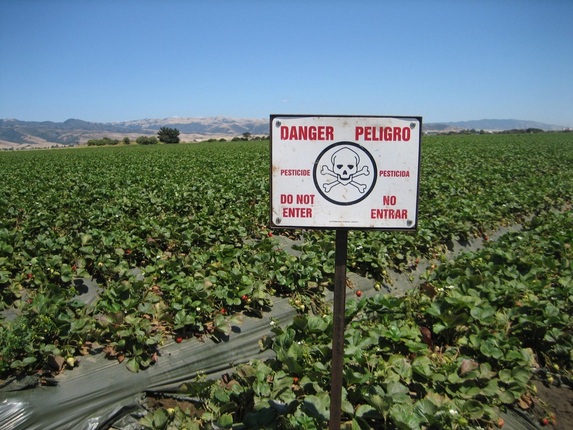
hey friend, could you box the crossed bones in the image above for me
[321,165,370,193]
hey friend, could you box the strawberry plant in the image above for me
[423,209,573,371]
[145,204,573,429]
[1,132,572,388]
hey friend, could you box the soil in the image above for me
[530,379,573,430]
[145,393,203,417]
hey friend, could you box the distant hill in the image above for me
[0,117,269,149]
[0,117,569,149]
[424,119,568,133]
[115,116,269,135]
[0,118,147,148]
[0,117,272,149]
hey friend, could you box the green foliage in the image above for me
[0,132,571,414]
[87,136,120,146]
[424,210,573,370]
[0,142,321,376]
[136,136,158,145]
[157,127,180,144]
[143,210,572,428]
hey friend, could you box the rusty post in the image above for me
[329,228,348,429]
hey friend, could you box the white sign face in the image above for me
[270,115,421,230]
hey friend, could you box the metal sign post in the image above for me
[330,228,348,429]
[270,115,421,428]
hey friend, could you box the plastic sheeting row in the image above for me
[0,296,294,430]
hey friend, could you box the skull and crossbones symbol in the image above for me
[321,147,370,193]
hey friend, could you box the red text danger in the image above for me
[280,125,334,141]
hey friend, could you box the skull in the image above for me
[331,147,360,185]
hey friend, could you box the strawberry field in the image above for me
[1,132,572,429]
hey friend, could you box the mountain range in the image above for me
[0,117,569,149]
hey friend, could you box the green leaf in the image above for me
[412,356,433,378]
[367,394,388,415]
[22,356,38,366]
[498,390,516,404]
[254,379,271,397]
[243,405,278,427]
[389,403,422,430]
[385,380,409,395]
[355,404,379,419]
[301,393,330,421]
[460,399,485,419]
[10,360,23,369]
[470,305,496,324]
[126,357,140,373]
[480,379,500,396]
[479,339,504,359]
[152,408,169,429]
[414,399,438,420]
[216,413,233,428]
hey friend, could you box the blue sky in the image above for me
[1,0,572,126]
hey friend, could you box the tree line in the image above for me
[86,128,273,147]
[87,127,181,146]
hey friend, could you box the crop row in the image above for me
[0,133,572,378]
[140,208,573,429]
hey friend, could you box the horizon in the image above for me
[1,116,570,129]
[1,1,572,127]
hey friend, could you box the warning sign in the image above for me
[270,115,422,229]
